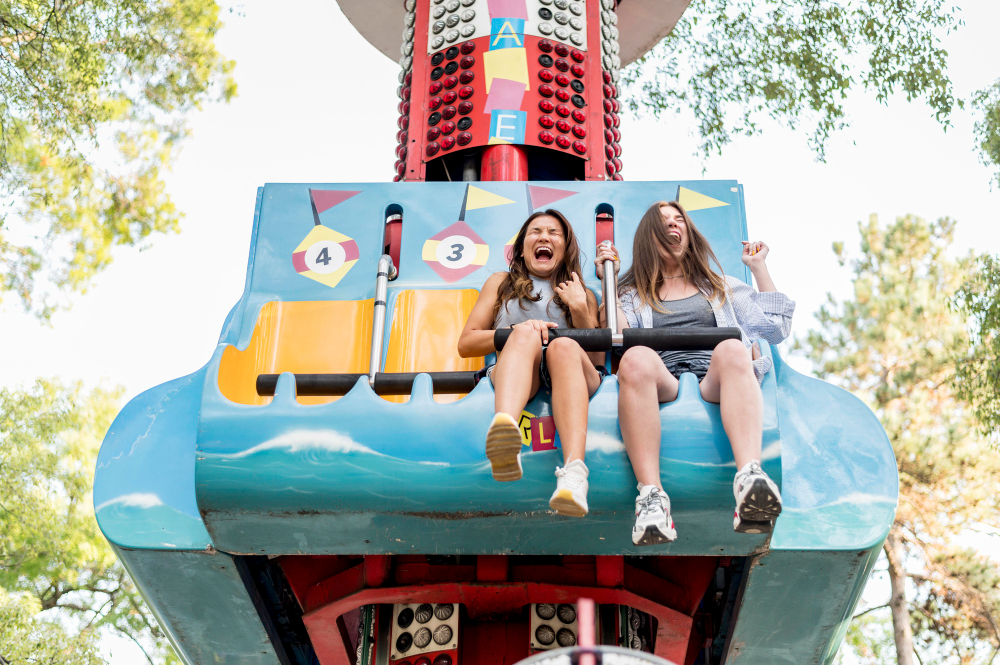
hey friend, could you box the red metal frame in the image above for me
[279,555,717,665]
[399,0,617,182]
[402,0,431,182]
[481,145,529,181]
[585,0,606,181]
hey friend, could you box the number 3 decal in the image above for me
[434,235,476,270]
[422,221,489,284]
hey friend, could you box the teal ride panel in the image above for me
[195,180,782,556]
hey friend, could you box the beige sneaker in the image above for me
[485,412,523,481]
[548,459,589,517]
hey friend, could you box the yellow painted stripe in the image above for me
[472,243,490,265]
[422,240,440,261]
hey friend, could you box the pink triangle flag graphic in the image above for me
[528,185,577,210]
[310,189,362,215]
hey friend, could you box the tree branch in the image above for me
[853,603,890,620]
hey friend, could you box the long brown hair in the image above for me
[618,201,728,312]
[493,209,585,326]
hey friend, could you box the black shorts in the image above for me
[662,357,710,381]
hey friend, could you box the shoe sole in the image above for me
[733,515,774,534]
[549,489,588,517]
[737,477,782,523]
[632,524,677,546]
[485,418,523,482]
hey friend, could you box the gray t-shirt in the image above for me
[650,293,717,378]
[494,275,569,329]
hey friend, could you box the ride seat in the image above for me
[382,289,483,403]
[217,300,373,405]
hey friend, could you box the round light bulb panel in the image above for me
[391,603,460,661]
[529,603,596,652]
[426,0,586,54]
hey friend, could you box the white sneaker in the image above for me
[733,461,782,533]
[485,413,523,481]
[632,484,677,546]
[549,459,589,517]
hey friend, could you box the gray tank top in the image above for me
[494,275,569,329]
[650,293,717,377]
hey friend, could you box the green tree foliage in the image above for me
[624,0,1000,179]
[0,381,178,663]
[0,588,102,665]
[972,82,1000,186]
[800,215,1000,664]
[953,253,1000,441]
[0,0,236,319]
[841,610,897,665]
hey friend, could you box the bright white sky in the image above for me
[3,0,999,661]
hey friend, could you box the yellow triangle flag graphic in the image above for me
[466,185,515,211]
[677,186,729,212]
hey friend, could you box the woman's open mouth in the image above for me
[534,246,553,262]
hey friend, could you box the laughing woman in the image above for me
[596,201,795,545]
[458,210,604,517]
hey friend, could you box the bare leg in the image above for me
[492,325,543,418]
[616,347,679,489]
[545,337,603,465]
[699,339,762,470]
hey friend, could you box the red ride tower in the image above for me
[338,0,689,182]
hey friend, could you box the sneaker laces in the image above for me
[736,461,763,486]
[636,488,664,518]
[555,466,586,490]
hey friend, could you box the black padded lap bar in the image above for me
[256,372,478,397]
[256,327,742,396]
[373,371,477,395]
[493,327,612,352]
[621,327,741,350]
[493,326,740,352]
[256,373,365,397]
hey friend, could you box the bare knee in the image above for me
[617,347,662,387]
[712,339,752,375]
[505,325,543,354]
[546,336,584,365]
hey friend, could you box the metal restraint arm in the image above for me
[368,253,397,387]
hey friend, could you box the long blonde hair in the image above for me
[618,201,727,312]
[493,209,584,326]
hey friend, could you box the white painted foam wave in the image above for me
[586,431,626,453]
[233,429,386,458]
[95,492,164,512]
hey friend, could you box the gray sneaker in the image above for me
[733,461,782,533]
[632,484,677,546]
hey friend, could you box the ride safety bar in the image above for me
[599,239,619,334]
[256,371,478,397]
[492,326,740,352]
[255,327,741,397]
[368,254,397,387]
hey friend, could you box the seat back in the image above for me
[382,289,483,403]
[218,300,373,405]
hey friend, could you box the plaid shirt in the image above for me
[619,275,795,384]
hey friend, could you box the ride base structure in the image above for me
[93,2,897,664]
